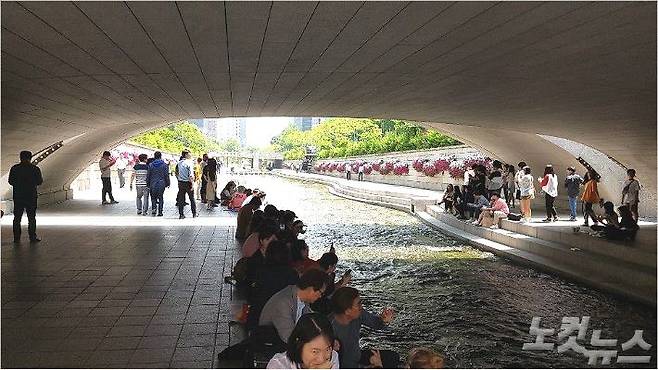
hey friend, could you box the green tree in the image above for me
[269,117,460,159]
[130,121,224,156]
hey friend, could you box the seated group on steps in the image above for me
[436,160,640,241]
[219,182,445,368]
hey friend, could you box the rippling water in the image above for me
[237,175,656,368]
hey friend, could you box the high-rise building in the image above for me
[293,117,325,131]
[193,118,246,147]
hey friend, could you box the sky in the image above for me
[244,117,293,147]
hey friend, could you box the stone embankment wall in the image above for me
[288,145,479,192]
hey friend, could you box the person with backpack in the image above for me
[621,168,641,221]
[146,151,170,216]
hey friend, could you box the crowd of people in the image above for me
[436,159,641,240]
[212,182,445,368]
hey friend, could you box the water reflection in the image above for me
[235,175,656,368]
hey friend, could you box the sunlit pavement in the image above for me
[1,181,241,368]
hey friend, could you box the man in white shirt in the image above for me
[357,163,365,181]
[175,150,196,219]
[99,151,118,205]
[621,168,641,221]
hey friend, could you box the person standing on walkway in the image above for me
[621,168,641,221]
[204,158,218,210]
[130,154,150,215]
[518,166,535,222]
[504,164,516,208]
[358,162,365,181]
[176,150,197,219]
[99,151,118,205]
[9,151,43,243]
[116,155,128,188]
[581,169,601,227]
[515,161,527,206]
[564,166,583,221]
[539,165,558,222]
[146,151,170,216]
[194,157,203,200]
[200,153,209,203]
[345,162,351,180]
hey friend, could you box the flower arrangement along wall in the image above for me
[337,163,346,172]
[412,159,425,172]
[433,158,451,173]
[447,160,466,179]
[393,162,409,175]
[379,161,394,175]
[371,162,381,172]
[363,164,373,175]
[422,162,438,177]
[328,162,337,172]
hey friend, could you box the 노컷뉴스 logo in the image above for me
[522,316,653,365]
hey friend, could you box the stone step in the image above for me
[500,218,656,269]
[328,185,411,213]
[422,207,655,306]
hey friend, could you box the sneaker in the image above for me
[110,200,119,204]
[489,225,499,229]
[157,213,163,217]
[179,214,185,219]
[569,217,577,221]
[29,237,41,243]
[137,211,142,215]
[102,201,109,205]
[541,218,552,222]
[471,220,479,224]
[553,217,559,222]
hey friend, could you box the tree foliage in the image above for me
[271,118,460,160]
[130,121,238,156]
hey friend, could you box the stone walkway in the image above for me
[1,186,241,368]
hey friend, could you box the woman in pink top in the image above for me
[242,221,278,258]
[228,186,247,210]
[474,193,509,229]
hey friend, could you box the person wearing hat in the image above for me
[564,166,583,221]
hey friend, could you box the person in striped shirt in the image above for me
[130,153,150,215]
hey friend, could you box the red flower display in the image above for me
[372,162,381,172]
[379,161,394,175]
[412,159,425,172]
[337,163,346,172]
[328,163,337,172]
[433,158,451,173]
[448,161,466,179]
[393,162,409,175]
[363,164,372,175]
[423,162,437,177]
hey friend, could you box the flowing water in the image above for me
[239,175,656,368]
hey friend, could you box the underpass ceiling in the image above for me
[1,1,655,178]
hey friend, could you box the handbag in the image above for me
[515,189,521,200]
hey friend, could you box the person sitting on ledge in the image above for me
[590,202,638,241]
[259,269,328,345]
[473,193,509,229]
[466,189,489,221]
[267,313,340,369]
[437,184,454,214]
[330,287,399,369]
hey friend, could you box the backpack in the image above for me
[507,213,522,221]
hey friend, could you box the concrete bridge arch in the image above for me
[1,1,655,214]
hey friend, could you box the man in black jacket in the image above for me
[8,151,43,243]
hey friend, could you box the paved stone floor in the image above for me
[1,185,241,368]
